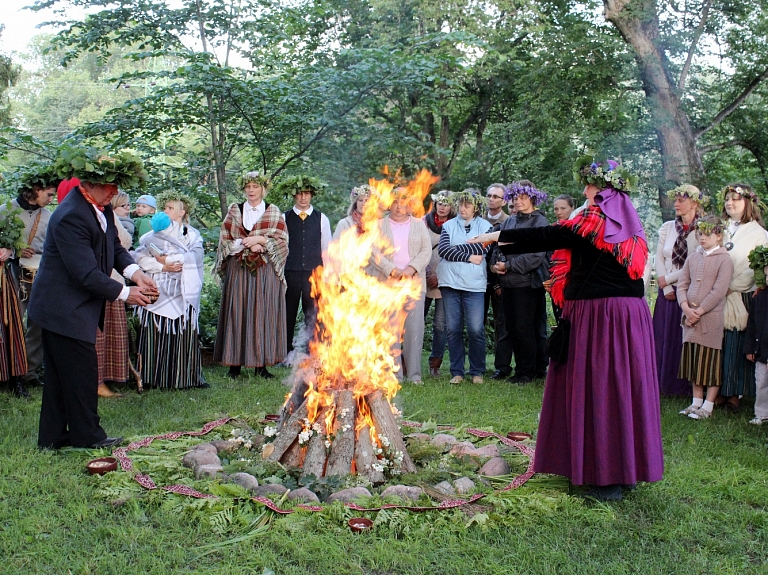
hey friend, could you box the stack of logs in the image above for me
[264,388,416,483]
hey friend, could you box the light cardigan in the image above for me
[677,246,734,350]
[369,216,432,294]
[655,219,699,296]
[724,220,768,330]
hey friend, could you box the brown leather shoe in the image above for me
[98,385,122,398]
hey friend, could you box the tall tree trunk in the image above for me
[603,0,705,219]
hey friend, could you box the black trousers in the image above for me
[484,285,514,374]
[284,269,316,352]
[38,329,107,448]
[502,286,548,379]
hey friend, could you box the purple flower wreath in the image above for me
[503,181,548,206]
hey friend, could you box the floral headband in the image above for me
[157,190,197,217]
[350,184,372,200]
[237,171,271,190]
[695,220,724,235]
[452,189,488,211]
[573,155,638,193]
[504,182,548,206]
[430,190,454,205]
[666,184,709,206]
[722,184,758,203]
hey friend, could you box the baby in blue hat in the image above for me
[132,194,157,248]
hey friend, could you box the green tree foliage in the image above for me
[0,25,21,127]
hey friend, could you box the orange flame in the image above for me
[298,168,438,425]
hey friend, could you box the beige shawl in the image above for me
[724,220,768,330]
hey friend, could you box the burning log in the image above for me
[265,400,309,462]
[301,405,330,482]
[282,440,305,469]
[368,390,416,473]
[325,390,356,477]
[355,425,386,484]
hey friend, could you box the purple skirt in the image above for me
[652,287,690,397]
[534,297,664,486]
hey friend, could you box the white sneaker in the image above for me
[679,404,698,416]
[748,417,768,425]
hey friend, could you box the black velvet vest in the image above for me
[284,209,323,271]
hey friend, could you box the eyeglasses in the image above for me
[487,194,504,200]
[120,203,131,208]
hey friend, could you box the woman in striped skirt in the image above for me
[0,249,28,398]
[134,193,206,389]
[214,172,289,379]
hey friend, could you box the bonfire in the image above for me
[262,170,439,483]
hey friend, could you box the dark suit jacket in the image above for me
[28,187,136,344]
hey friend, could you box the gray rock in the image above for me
[192,443,218,454]
[479,457,511,477]
[474,444,500,458]
[287,488,320,503]
[326,487,372,503]
[453,477,476,494]
[431,433,458,448]
[252,484,289,497]
[406,433,431,442]
[182,450,221,469]
[194,464,223,479]
[433,480,456,496]
[381,485,424,502]
[449,441,478,457]
[210,440,239,454]
[227,472,259,492]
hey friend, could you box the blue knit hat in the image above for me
[150,212,171,232]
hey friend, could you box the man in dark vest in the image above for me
[30,148,157,449]
[280,176,331,353]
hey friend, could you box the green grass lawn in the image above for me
[2,361,768,575]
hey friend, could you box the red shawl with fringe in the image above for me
[546,205,648,307]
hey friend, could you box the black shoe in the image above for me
[12,380,31,399]
[535,371,547,380]
[254,367,275,379]
[490,370,510,380]
[507,374,533,385]
[227,366,242,379]
[89,436,124,449]
[583,484,622,502]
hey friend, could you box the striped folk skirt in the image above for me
[678,342,722,388]
[95,299,129,385]
[214,258,287,367]
[0,265,27,380]
[721,292,756,397]
[137,307,204,389]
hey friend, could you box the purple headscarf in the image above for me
[593,187,646,244]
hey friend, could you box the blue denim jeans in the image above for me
[442,287,486,376]
[428,297,447,360]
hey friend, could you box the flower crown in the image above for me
[722,184,758,203]
[666,184,709,206]
[54,146,147,189]
[430,190,454,205]
[350,184,372,200]
[573,155,638,193]
[695,220,724,235]
[157,191,197,217]
[452,188,488,211]
[237,171,271,190]
[504,182,548,206]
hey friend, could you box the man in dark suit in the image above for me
[29,172,156,449]
[281,177,331,354]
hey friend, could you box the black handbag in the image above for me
[546,318,570,364]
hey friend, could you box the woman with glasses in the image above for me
[111,192,135,238]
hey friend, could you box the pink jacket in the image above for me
[677,247,734,350]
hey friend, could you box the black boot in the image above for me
[227,366,242,379]
[584,484,622,502]
[11,378,31,400]
[254,366,275,379]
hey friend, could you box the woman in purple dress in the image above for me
[653,185,707,397]
[471,157,664,501]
